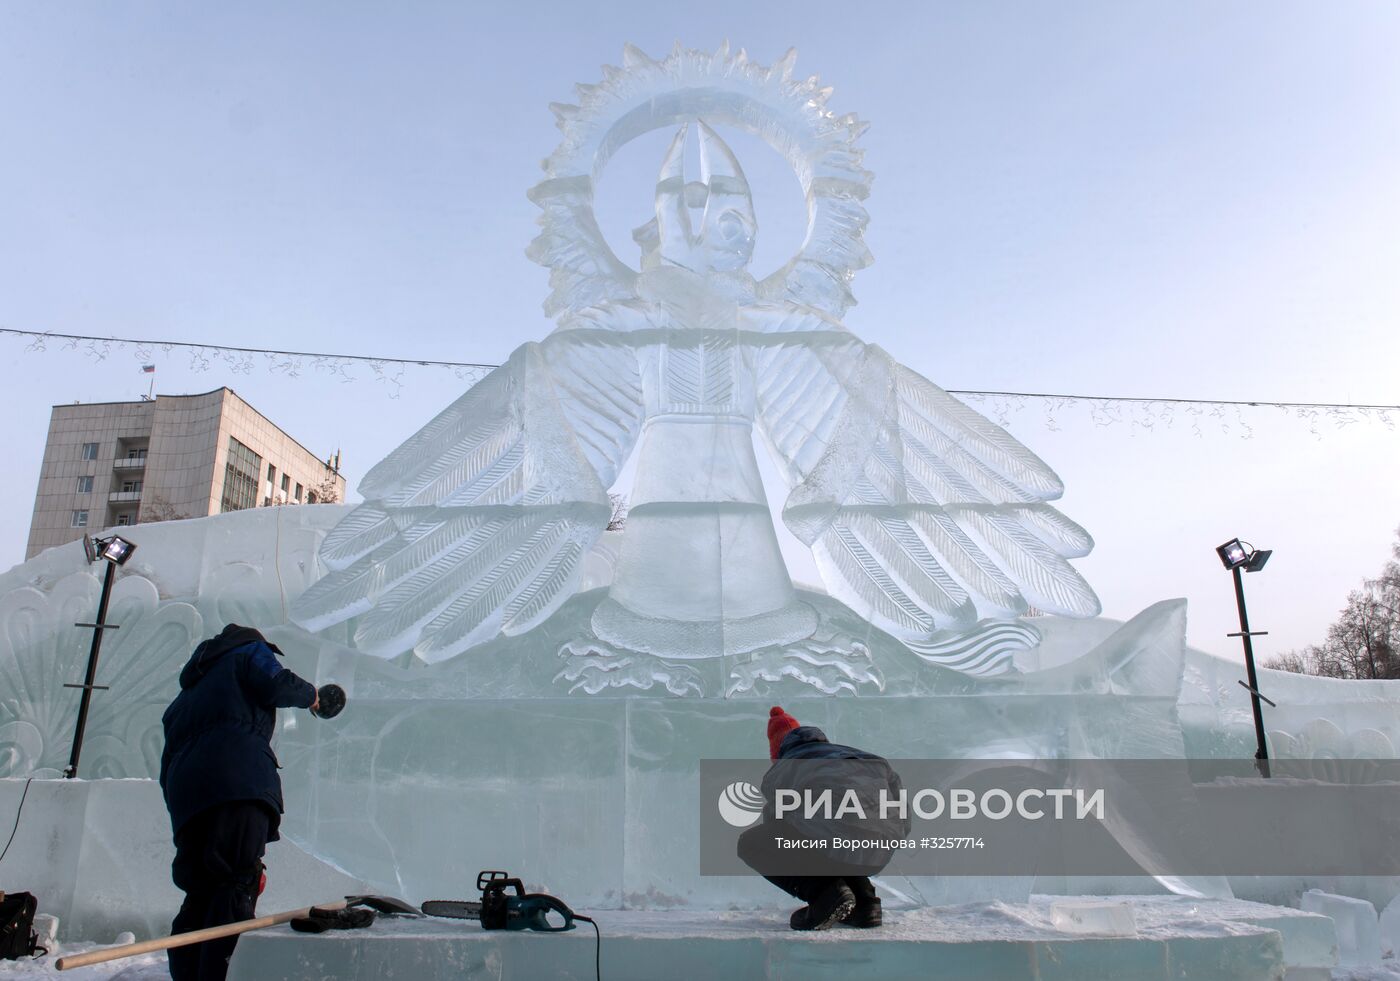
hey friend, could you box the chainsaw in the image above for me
[422,871,589,933]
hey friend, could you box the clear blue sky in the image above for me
[2,2,1397,661]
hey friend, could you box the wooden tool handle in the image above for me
[54,899,348,971]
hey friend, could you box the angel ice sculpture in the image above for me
[292,44,1100,689]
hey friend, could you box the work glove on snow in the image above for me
[289,906,375,933]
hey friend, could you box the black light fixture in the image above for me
[65,534,138,777]
[96,535,137,566]
[1216,538,1275,778]
[1216,538,1250,570]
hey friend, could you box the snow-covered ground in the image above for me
[8,932,1398,981]
[6,943,167,980]
[2,894,1395,979]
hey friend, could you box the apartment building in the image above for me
[26,387,346,559]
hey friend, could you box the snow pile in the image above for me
[5,939,168,980]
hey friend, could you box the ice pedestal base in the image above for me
[227,896,1332,981]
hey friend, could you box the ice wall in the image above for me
[0,507,1184,908]
[1,506,1397,911]
[0,505,345,779]
[1180,646,1400,761]
[0,777,368,941]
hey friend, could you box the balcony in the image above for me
[108,491,142,504]
[113,457,147,471]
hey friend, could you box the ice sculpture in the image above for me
[291,43,1099,688]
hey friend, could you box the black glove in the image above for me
[289,906,375,933]
[311,683,346,719]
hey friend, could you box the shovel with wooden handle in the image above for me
[52,895,416,971]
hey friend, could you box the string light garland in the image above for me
[3,327,1396,437]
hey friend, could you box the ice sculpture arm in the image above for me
[291,329,643,662]
[755,325,1099,645]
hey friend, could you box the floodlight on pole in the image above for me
[97,535,137,565]
[65,534,138,778]
[1217,538,1274,778]
[1216,538,1250,570]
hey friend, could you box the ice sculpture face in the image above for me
[290,43,1102,692]
[639,121,757,274]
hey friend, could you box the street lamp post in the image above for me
[1216,538,1275,778]
[64,534,138,778]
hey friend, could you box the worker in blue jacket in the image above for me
[738,706,908,931]
[159,623,330,981]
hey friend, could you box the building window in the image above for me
[126,447,147,460]
[81,442,99,461]
[122,479,143,493]
[220,437,263,513]
[71,510,89,528]
[76,475,94,494]
[267,463,276,481]
[116,513,134,526]
[281,474,290,493]
[294,482,303,502]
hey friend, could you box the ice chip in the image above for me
[1049,899,1138,936]
[1301,889,1380,966]
[1381,892,1400,959]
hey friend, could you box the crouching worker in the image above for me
[159,624,344,981]
[738,706,909,931]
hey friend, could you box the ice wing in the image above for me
[527,177,639,318]
[756,336,1099,650]
[291,332,643,662]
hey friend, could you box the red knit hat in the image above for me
[767,706,800,759]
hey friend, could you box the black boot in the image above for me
[841,877,882,928]
[788,880,855,931]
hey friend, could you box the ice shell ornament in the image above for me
[290,44,1101,687]
[0,571,202,775]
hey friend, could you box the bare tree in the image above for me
[606,493,628,531]
[140,494,190,523]
[1267,527,1400,679]
[309,472,341,505]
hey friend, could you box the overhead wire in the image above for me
[3,327,1398,413]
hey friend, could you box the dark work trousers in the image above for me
[737,819,882,905]
[168,801,274,981]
